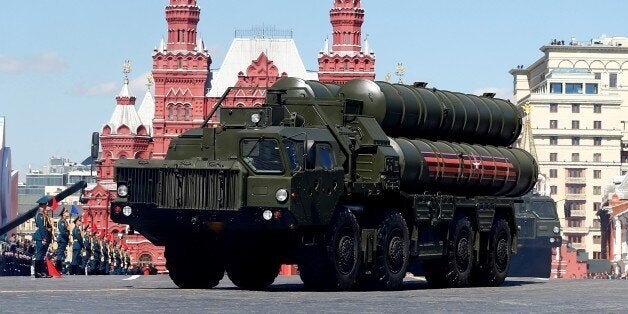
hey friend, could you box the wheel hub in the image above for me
[337,234,355,274]
[387,236,404,273]
[456,237,470,271]
[495,235,509,272]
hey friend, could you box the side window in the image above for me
[316,144,335,170]
[283,140,304,172]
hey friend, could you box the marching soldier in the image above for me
[124,249,131,275]
[82,227,92,275]
[113,244,122,275]
[33,197,53,278]
[70,217,84,275]
[100,237,109,275]
[55,208,70,272]
[91,235,101,275]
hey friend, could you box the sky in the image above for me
[1,0,628,180]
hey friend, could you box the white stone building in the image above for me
[510,35,628,260]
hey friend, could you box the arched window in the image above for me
[139,253,152,266]
[176,105,183,121]
[168,105,174,120]
[185,105,191,121]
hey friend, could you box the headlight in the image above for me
[122,206,132,217]
[251,113,261,124]
[262,210,273,221]
[553,226,560,234]
[117,185,129,197]
[275,188,288,203]
[549,237,556,243]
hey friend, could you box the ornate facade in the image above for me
[318,0,375,84]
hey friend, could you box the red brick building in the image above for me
[85,0,376,272]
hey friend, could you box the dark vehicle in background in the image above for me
[510,193,561,278]
[110,77,538,291]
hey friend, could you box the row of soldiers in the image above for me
[34,196,132,278]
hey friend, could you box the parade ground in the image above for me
[0,275,626,312]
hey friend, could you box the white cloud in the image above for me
[472,87,513,102]
[72,72,154,97]
[0,52,67,74]
[73,81,118,96]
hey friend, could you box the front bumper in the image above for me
[110,201,298,245]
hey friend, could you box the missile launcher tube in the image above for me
[338,79,522,146]
[390,138,537,197]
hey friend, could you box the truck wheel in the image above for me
[474,217,511,286]
[374,211,409,290]
[226,253,280,290]
[299,209,360,290]
[424,214,475,288]
[166,244,224,289]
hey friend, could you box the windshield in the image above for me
[241,138,284,174]
[531,201,558,219]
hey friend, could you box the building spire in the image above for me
[321,37,330,54]
[363,35,371,56]
[165,0,201,51]
[118,60,132,98]
[330,0,365,53]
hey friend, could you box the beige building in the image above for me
[510,35,628,260]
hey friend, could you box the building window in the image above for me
[585,83,598,94]
[571,137,580,146]
[593,186,601,195]
[567,185,584,194]
[571,104,580,113]
[593,252,601,259]
[593,137,602,146]
[572,153,579,162]
[550,153,557,162]
[567,169,583,177]
[593,153,601,162]
[594,72,601,80]
[568,219,582,228]
[593,121,602,129]
[168,105,174,120]
[594,170,601,179]
[593,104,602,113]
[184,106,191,121]
[609,73,617,88]
[572,120,579,129]
[550,185,557,195]
[549,169,557,178]
[593,202,601,211]
[550,120,558,129]
[550,136,558,145]
[568,236,582,243]
[550,83,563,94]
[566,83,583,94]
[549,103,558,113]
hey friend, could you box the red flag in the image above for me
[45,257,62,278]
[91,222,98,234]
[51,197,58,210]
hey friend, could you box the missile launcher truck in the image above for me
[110,77,538,290]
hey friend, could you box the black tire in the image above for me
[226,253,280,290]
[166,243,224,289]
[424,214,475,288]
[473,217,512,287]
[299,209,361,291]
[373,211,409,290]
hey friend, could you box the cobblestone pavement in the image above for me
[0,275,626,312]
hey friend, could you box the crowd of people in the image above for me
[1,196,137,278]
[581,272,628,280]
[0,235,34,276]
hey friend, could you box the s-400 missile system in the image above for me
[111,77,538,290]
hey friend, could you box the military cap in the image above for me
[36,196,51,205]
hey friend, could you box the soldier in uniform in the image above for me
[100,237,109,275]
[113,243,122,275]
[124,249,131,275]
[90,234,101,275]
[33,197,53,278]
[70,217,84,275]
[55,208,70,272]
[82,227,92,275]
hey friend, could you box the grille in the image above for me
[117,167,240,210]
[517,218,536,239]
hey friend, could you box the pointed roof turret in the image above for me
[104,61,145,135]
[321,37,330,54]
[363,36,371,56]
[137,74,155,136]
